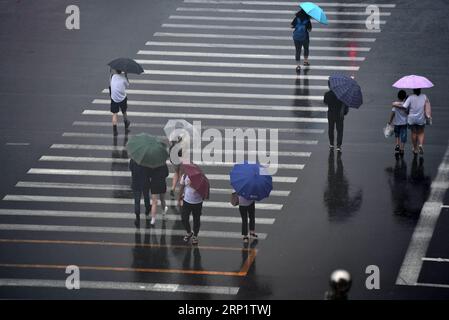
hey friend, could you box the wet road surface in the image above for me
[0,0,448,299]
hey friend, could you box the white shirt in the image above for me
[402,94,427,126]
[180,175,203,204]
[238,196,255,207]
[110,74,129,103]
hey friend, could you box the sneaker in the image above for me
[329,145,335,150]
[295,66,301,72]
[395,145,400,154]
[336,146,342,153]
[191,236,199,245]
[243,236,249,243]
[183,232,193,242]
[418,145,424,155]
[250,232,258,239]
[150,217,156,226]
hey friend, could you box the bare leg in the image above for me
[418,130,425,146]
[112,113,118,126]
[151,194,158,219]
[171,166,180,192]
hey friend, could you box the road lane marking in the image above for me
[49,144,313,157]
[27,167,301,182]
[83,109,329,123]
[40,155,308,169]
[153,32,377,42]
[396,144,449,286]
[135,59,360,71]
[161,23,381,33]
[92,98,329,112]
[146,40,371,51]
[102,88,329,100]
[422,257,449,263]
[0,278,239,295]
[144,69,331,80]
[175,7,391,16]
[137,50,365,61]
[169,15,386,24]
[182,0,396,8]
[5,143,30,146]
[0,208,277,224]
[0,223,268,239]
[72,121,326,134]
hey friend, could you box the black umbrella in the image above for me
[107,58,144,74]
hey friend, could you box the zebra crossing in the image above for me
[0,1,396,297]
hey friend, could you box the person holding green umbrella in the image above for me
[127,133,169,227]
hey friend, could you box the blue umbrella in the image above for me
[329,74,363,109]
[299,2,328,25]
[230,162,273,201]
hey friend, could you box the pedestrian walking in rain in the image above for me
[291,9,312,72]
[324,80,349,152]
[232,193,258,243]
[110,69,131,136]
[394,88,431,156]
[129,158,152,228]
[388,90,409,157]
[178,164,209,246]
[149,163,169,226]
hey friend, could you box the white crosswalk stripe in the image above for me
[0,0,394,297]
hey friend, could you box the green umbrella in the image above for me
[126,133,168,168]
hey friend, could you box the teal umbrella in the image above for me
[126,133,168,168]
[299,2,328,25]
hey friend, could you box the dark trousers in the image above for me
[294,39,310,62]
[239,202,256,236]
[182,201,203,236]
[133,189,150,215]
[328,114,344,147]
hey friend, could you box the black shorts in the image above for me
[150,178,167,195]
[110,97,128,114]
[409,124,425,133]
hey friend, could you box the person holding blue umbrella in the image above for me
[230,162,273,243]
[291,2,328,72]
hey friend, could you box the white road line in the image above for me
[431,181,449,189]
[3,195,283,211]
[153,32,377,42]
[137,50,365,61]
[28,167,302,181]
[128,79,330,90]
[422,257,449,263]
[147,40,372,51]
[162,23,381,33]
[93,98,328,112]
[5,143,30,146]
[182,0,396,8]
[101,88,329,101]
[62,132,318,146]
[176,7,391,16]
[135,59,360,71]
[442,205,449,209]
[14,182,290,197]
[144,69,331,80]
[169,15,387,24]
[83,109,329,123]
[414,282,449,290]
[396,144,449,286]
[0,208,276,224]
[72,121,326,134]
[0,279,239,295]
[40,155,307,169]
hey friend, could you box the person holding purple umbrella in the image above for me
[392,75,434,156]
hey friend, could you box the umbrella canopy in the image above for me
[392,75,434,89]
[126,133,168,168]
[299,2,328,25]
[181,163,210,200]
[230,162,273,201]
[108,58,144,74]
[329,74,363,109]
[163,119,198,142]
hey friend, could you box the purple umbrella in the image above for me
[329,74,363,109]
[393,75,434,89]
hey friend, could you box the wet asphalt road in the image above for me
[0,0,448,299]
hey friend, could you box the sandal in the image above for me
[183,232,193,242]
[303,61,310,66]
[250,232,258,238]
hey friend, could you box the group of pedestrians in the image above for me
[389,88,432,157]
